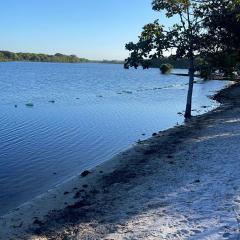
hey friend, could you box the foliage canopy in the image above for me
[125,0,240,118]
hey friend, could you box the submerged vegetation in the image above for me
[0,51,89,63]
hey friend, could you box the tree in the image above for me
[125,0,214,118]
[199,0,240,77]
[202,0,240,52]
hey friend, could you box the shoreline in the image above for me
[1,82,240,239]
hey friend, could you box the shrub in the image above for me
[160,63,173,74]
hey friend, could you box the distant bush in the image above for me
[160,63,173,74]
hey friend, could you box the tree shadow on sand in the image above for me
[25,103,240,240]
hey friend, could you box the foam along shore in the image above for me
[1,82,240,239]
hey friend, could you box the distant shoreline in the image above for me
[0,50,125,64]
[0,50,190,68]
[0,60,124,64]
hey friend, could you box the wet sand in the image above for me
[1,82,240,240]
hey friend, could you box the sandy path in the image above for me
[1,83,240,240]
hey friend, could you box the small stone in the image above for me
[144,149,157,155]
[33,219,44,226]
[81,170,91,177]
[25,103,34,107]
[223,233,231,238]
[74,191,81,199]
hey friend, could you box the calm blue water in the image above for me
[0,62,230,216]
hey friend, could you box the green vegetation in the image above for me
[125,0,240,118]
[197,0,240,79]
[160,63,173,74]
[0,51,89,63]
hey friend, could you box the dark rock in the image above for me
[33,219,44,226]
[144,149,157,155]
[223,233,231,238]
[81,170,91,177]
[82,184,88,188]
[152,133,157,136]
[64,191,70,195]
[90,189,100,194]
[33,228,43,235]
[26,103,34,107]
[74,191,81,199]
[67,200,90,209]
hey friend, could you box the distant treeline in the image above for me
[92,59,124,64]
[0,51,89,63]
[0,50,189,68]
[148,58,189,69]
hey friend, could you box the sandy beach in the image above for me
[1,82,240,240]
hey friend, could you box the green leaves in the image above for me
[152,0,191,17]
[125,0,240,72]
[125,21,168,68]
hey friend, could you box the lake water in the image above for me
[0,62,230,216]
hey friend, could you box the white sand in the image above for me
[1,83,240,240]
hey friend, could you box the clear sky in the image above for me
[0,0,167,60]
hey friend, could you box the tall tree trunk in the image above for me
[184,55,194,118]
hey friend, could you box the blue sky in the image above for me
[0,0,167,60]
